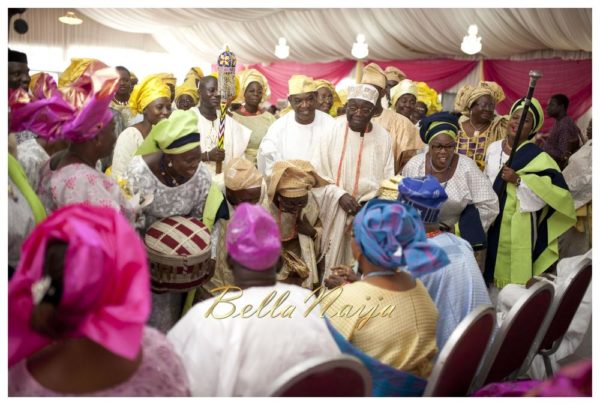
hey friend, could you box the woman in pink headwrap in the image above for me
[9,60,136,223]
[8,204,189,396]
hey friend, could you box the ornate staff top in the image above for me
[217,45,237,100]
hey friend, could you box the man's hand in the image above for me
[297,214,317,238]
[207,147,225,162]
[323,265,359,289]
[339,193,360,216]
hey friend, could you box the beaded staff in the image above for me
[216,46,237,174]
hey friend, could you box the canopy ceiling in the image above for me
[77,8,591,64]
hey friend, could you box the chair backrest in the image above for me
[517,265,592,376]
[423,305,495,397]
[473,281,555,390]
[538,265,592,352]
[267,354,372,397]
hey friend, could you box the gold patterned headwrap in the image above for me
[128,75,171,115]
[390,79,418,108]
[416,82,442,115]
[58,58,100,88]
[224,158,263,191]
[377,175,404,200]
[454,81,505,116]
[361,63,387,90]
[268,160,329,202]
[384,66,406,83]
[288,75,316,96]
[234,68,270,104]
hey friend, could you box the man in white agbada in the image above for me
[191,75,252,177]
[257,75,336,176]
[167,203,339,397]
[312,83,395,272]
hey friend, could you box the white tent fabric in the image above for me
[77,8,591,63]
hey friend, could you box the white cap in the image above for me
[347,83,379,106]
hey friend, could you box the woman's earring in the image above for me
[168,160,173,168]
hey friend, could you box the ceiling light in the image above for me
[351,34,369,60]
[461,24,482,55]
[59,11,83,26]
[274,37,289,59]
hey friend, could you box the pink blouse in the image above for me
[37,161,135,223]
[9,327,190,397]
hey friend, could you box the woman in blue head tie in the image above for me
[321,198,449,379]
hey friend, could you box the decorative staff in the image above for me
[498,70,542,205]
[216,46,237,174]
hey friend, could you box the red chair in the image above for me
[423,305,496,397]
[518,265,592,378]
[267,354,372,396]
[470,281,555,392]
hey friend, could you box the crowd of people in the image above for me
[7,46,592,397]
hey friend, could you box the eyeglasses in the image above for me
[347,105,374,114]
[430,143,456,151]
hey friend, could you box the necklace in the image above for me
[428,153,454,174]
[470,119,490,134]
[426,229,443,238]
[361,270,397,280]
[112,97,128,106]
[501,139,512,154]
[159,154,186,187]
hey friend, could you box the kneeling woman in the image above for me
[322,199,449,379]
[485,98,576,289]
[125,109,212,331]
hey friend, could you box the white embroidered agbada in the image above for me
[191,108,252,177]
[167,282,340,396]
[312,118,395,274]
[257,110,336,176]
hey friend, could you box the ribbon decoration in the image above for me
[216,46,237,174]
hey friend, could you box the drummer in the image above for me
[124,109,212,332]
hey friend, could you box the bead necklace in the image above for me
[361,270,397,280]
[470,119,490,136]
[426,229,443,238]
[112,97,128,106]
[159,154,186,187]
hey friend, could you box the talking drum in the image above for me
[144,216,212,293]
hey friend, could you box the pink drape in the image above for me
[483,59,591,133]
[247,61,356,103]
[371,59,479,92]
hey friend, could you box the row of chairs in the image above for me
[267,264,591,397]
